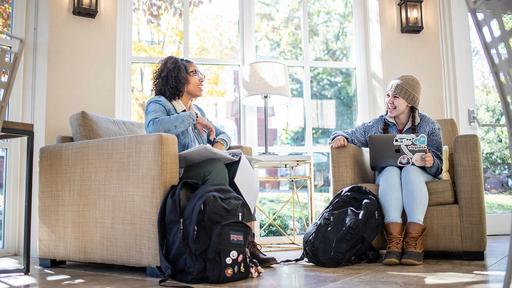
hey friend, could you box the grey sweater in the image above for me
[329,112,443,177]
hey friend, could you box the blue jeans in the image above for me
[376,166,434,224]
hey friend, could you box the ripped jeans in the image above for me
[376,165,435,224]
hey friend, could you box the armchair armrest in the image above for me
[229,144,252,156]
[39,133,179,266]
[453,134,486,252]
[330,144,373,196]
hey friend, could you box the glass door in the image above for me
[469,16,512,235]
[0,0,24,256]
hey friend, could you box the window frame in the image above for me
[118,0,369,189]
[0,0,26,256]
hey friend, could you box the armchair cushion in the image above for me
[70,111,145,142]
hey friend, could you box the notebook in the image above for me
[368,134,428,171]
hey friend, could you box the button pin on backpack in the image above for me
[225,267,233,277]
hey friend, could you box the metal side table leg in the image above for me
[23,130,33,274]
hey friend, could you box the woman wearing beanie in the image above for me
[329,75,443,265]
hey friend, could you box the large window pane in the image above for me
[311,67,356,145]
[313,152,331,219]
[256,165,310,237]
[273,67,305,147]
[255,0,302,60]
[132,0,183,57]
[190,0,239,60]
[194,65,241,143]
[470,18,512,214]
[0,0,11,250]
[308,0,353,62]
[131,63,157,122]
[245,67,305,149]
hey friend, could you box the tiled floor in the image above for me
[0,236,509,287]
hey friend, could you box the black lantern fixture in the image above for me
[398,0,424,34]
[73,0,99,19]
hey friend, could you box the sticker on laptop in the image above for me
[393,134,428,167]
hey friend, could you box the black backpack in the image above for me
[301,185,383,267]
[157,180,252,284]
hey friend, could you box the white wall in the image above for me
[45,0,117,144]
[370,0,445,120]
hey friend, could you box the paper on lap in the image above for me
[178,144,240,168]
[179,144,259,211]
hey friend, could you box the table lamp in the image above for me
[242,61,291,154]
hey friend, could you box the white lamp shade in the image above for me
[242,61,292,107]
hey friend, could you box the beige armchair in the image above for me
[39,111,251,271]
[330,119,486,259]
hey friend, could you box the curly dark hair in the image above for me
[152,56,193,102]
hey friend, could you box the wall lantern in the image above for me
[398,0,424,34]
[73,0,99,19]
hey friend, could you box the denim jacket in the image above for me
[329,112,443,177]
[145,96,231,153]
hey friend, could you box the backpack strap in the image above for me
[157,185,174,280]
[278,252,305,264]
[158,277,194,287]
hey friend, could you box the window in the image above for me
[0,0,22,255]
[128,0,363,221]
[469,16,512,215]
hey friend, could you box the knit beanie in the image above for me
[386,75,421,108]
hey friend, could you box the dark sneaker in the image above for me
[248,241,278,268]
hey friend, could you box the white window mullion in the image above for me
[241,0,256,146]
[183,0,190,58]
[116,0,132,120]
[302,0,313,154]
[353,0,369,123]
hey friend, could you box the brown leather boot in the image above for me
[382,222,404,265]
[401,222,426,265]
[247,238,278,268]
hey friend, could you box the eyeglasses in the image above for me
[188,69,205,79]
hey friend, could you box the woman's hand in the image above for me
[212,141,226,151]
[330,136,348,149]
[423,152,434,167]
[195,114,215,141]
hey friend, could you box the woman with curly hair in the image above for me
[330,75,443,266]
[145,56,277,269]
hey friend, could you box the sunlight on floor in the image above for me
[388,271,487,285]
[0,257,22,270]
[46,274,71,281]
[35,266,87,285]
[473,270,506,276]
[0,275,37,286]
[62,279,86,284]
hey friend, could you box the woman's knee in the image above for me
[184,158,229,186]
[401,165,431,182]
[203,159,229,180]
[376,166,401,184]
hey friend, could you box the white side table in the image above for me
[251,155,313,249]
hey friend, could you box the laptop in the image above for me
[368,134,428,171]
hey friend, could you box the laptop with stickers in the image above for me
[368,134,428,171]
